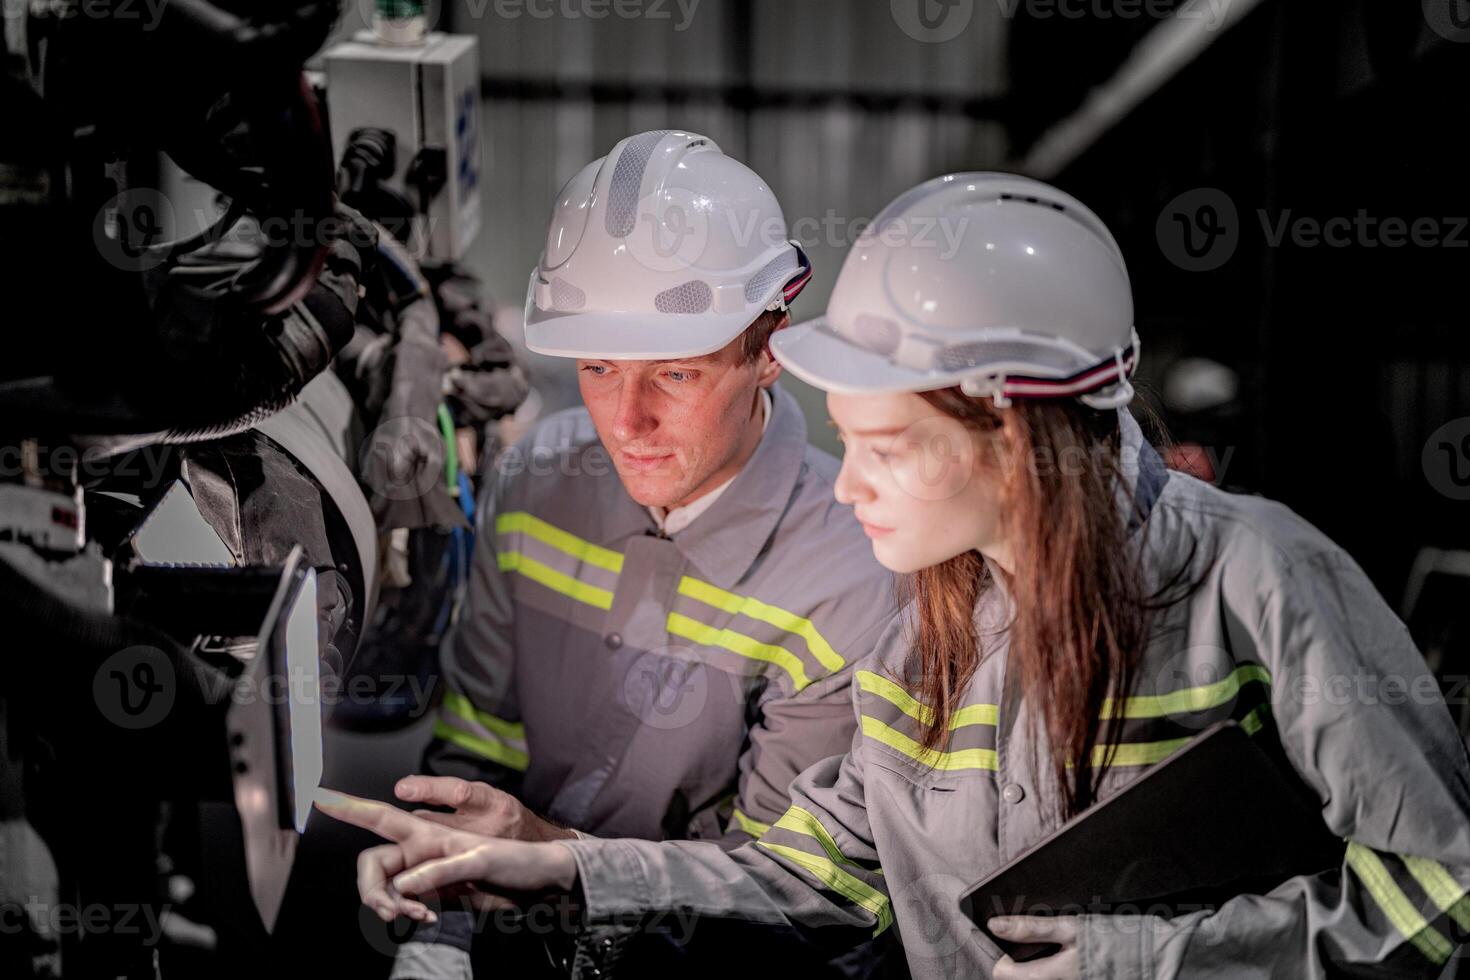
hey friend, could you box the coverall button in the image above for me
[604,632,623,649]
[1001,783,1025,804]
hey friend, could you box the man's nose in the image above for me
[612,380,657,444]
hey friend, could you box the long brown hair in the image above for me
[900,389,1150,818]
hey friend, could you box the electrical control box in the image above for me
[323,31,482,260]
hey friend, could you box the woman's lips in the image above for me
[858,520,894,539]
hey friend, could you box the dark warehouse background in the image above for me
[271,3,1470,975]
[303,0,1470,598]
[5,0,1468,976]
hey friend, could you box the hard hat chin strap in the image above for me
[1079,342,1139,409]
[769,240,813,313]
[958,375,1013,408]
[959,330,1141,410]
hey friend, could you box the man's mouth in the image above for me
[620,449,675,473]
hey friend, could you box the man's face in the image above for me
[577,334,780,509]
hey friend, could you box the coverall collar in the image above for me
[1117,405,1169,537]
[589,383,808,589]
[671,383,808,588]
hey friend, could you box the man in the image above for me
[392,131,898,979]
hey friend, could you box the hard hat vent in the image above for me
[745,251,802,304]
[1000,191,1068,213]
[935,339,1079,373]
[654,280,713,315]
[550,277,585,311]
[850,315,901,356]
[605,129,672,239]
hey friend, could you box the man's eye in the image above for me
[581,365,607,376]
[665,370,695,383]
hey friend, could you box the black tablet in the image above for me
[959,720,1344,962]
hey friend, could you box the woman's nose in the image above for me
[834,453,875,506]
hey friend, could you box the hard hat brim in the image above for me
[770,317,970,395]
[524,307,759,361]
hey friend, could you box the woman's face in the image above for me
[827,391,1011,574]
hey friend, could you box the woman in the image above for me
[321,174,1470,979]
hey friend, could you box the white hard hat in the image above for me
[523,130,811,360]
[770,172,1139,408]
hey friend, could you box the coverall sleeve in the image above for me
[718,611,900,848]
[394,464,526,980]
[561,653,904,976]
[420,461,526,792]
[1082,549,1470,979]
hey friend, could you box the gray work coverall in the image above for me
[559,407,1470,979]
[398,383,899,976]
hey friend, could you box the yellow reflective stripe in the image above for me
[433,720,529,772]
[758,841,892,935]
[731,808,772,839]
[952,702,1000,727]
[774,806,858,871]
[499,551,615,610]
[677,576,844,675]
[666,611,812,690]
[495,511,624,573]
[1347,843,1455,965]
[442,690,526,742]
[1089,702,1273,768]
[1403,855,1470,931]
[1101,664,1272,719]
[1239,701,1271,736]
[860,715,998,772]
[1091,736,1193,768]
[856,670,997,729]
